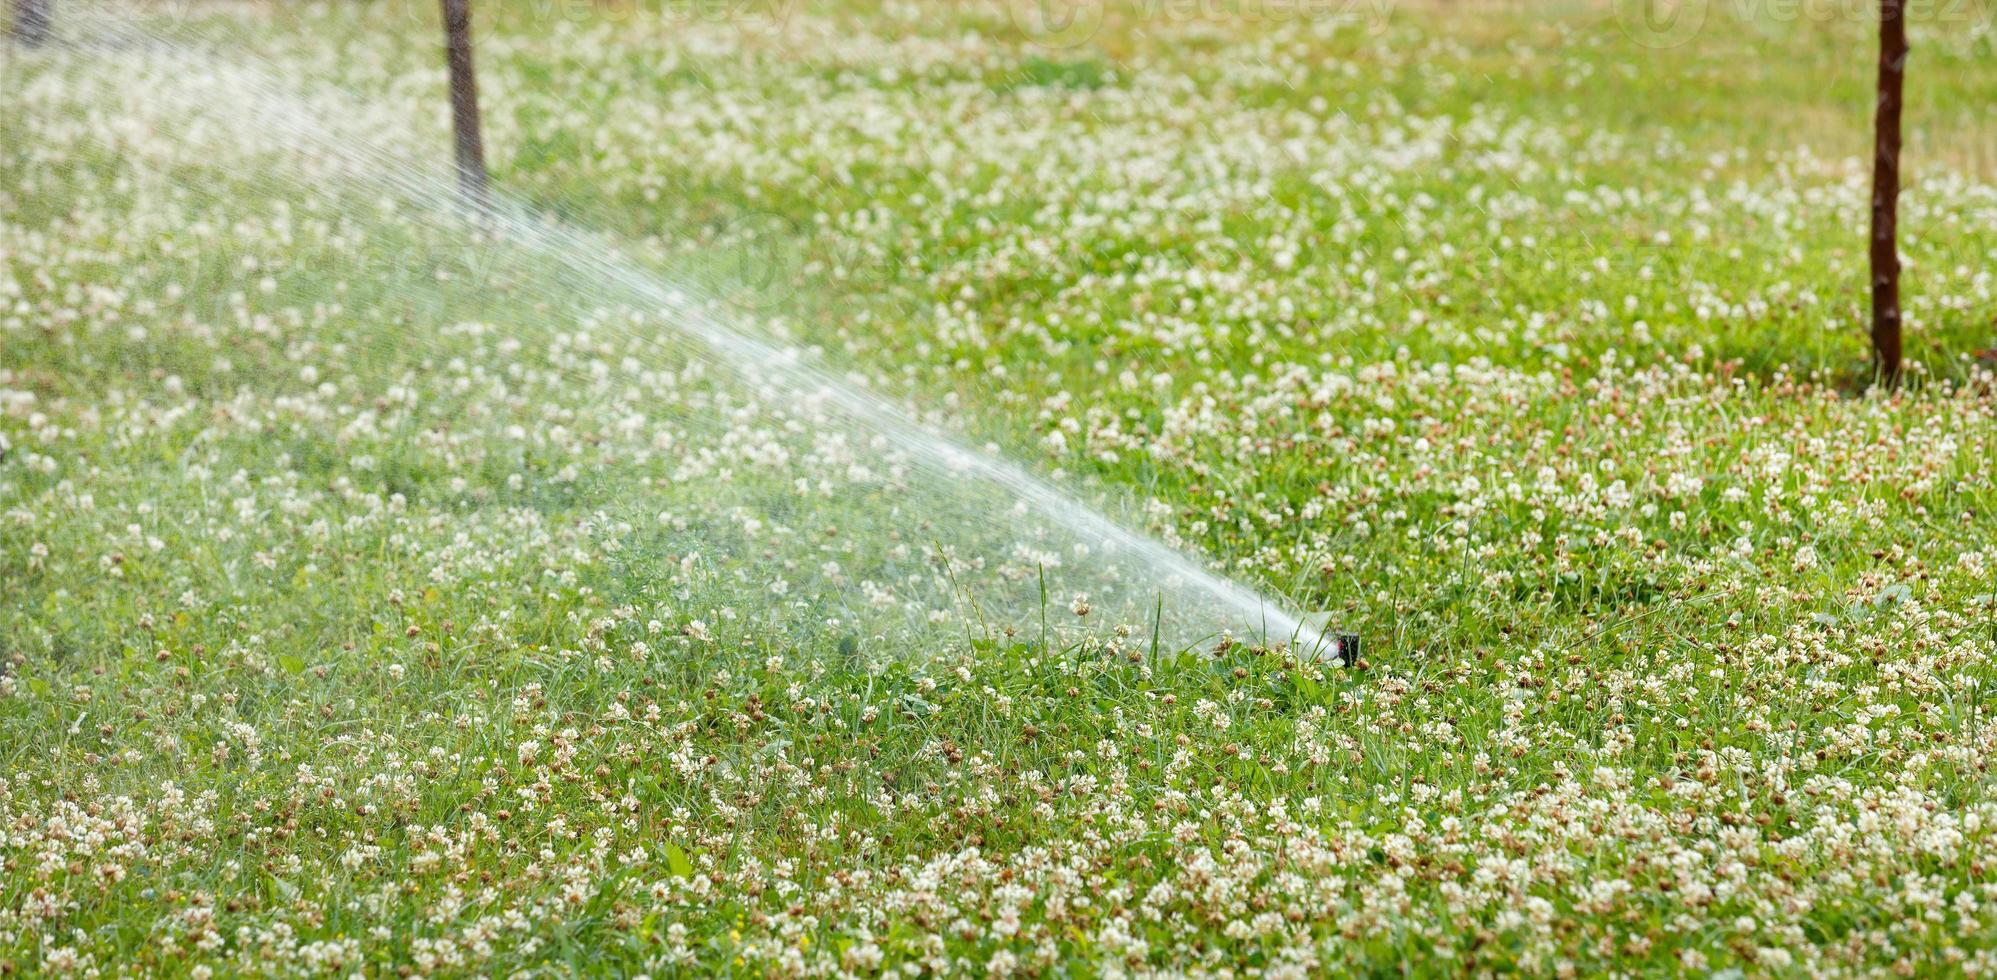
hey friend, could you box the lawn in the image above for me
[4,0,1997,974]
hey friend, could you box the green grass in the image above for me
[4,0,1997,974]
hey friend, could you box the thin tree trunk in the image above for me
[1869,0,1907,386]
[439,0,489,213]
[11,0,52,47]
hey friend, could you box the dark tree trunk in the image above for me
[1869,0,1907,386]
[440,0,489,213]
[11,0,52,46]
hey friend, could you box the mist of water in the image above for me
[10,0,1330,658]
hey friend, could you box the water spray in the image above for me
[16,0,1342,659]
[9,0,52,45]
